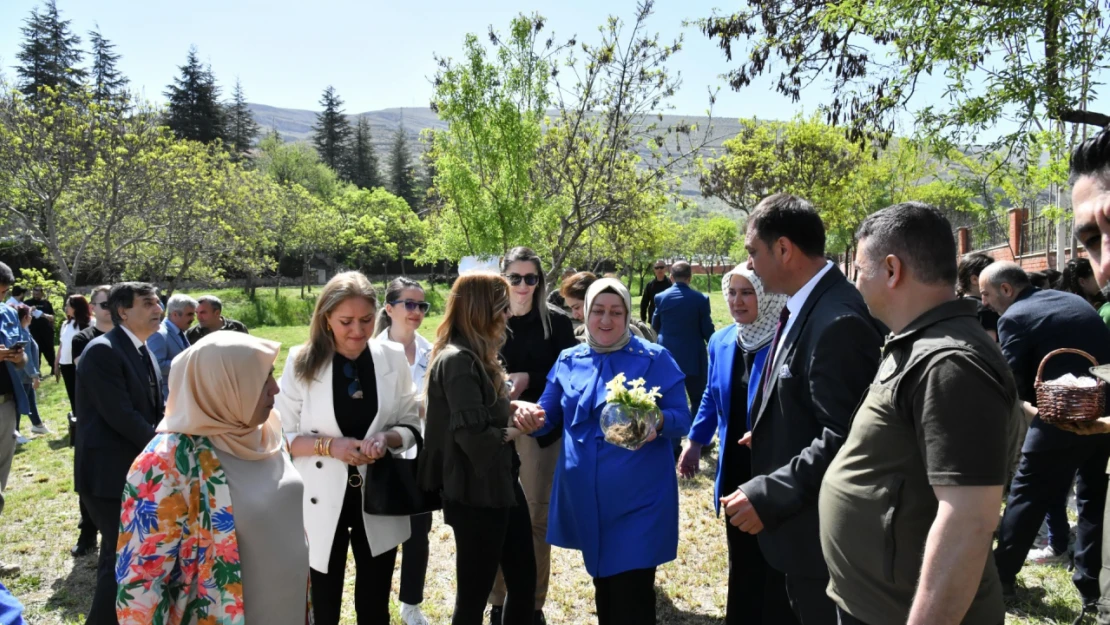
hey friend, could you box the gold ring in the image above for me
[348,473,363,488]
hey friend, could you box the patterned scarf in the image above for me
[722,265,788,353]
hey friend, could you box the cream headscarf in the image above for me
[722,265,789,353]
[584,278,633,354]
[157,331,284,461]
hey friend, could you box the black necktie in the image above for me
[138,344,161,411]
[180,329,190,348]
[752,305,792,417]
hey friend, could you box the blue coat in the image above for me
[687,325,771,514]
[146,318,191,402]
[535,335,692,578]
[0,306,29,414]
[652,283,713,377]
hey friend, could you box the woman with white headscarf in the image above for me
[116,331,311,625]
[531,278,692,625]
[678,265,788,625]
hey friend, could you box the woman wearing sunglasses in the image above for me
[373,277,434,625]
[419,272,545,625]
[277,271,421,625]
[489,247,577,625]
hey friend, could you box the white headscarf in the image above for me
[722,265,788,353]
[584,278,633,354]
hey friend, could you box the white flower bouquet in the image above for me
[600,373,663,450]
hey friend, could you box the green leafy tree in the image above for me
[15,0,86,99]
[312,86,352,172]
[687,216,739,291]
[388,123,420,210]
[88,27,128,107]
[335,187,419,271]
[165,46,227,144]
[254,131,343,201]
[345,115,381,190]
[226,78,260,160]
[699,0,1110,150]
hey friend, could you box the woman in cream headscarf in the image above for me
[678,265,787,625]
[530,278,692,625]
[116,332,311,625]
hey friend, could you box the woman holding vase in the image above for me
[678,265,788,624]
[533,278,691,624]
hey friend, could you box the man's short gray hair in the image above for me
[196,294,223,312]
[166,294,198,315]
[981,261,1031,291]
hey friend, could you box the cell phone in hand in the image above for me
[9,341,26,351]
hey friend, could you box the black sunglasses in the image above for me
[343,361,364,399]
[390,299,430,314]
[505,273,540,287]
[97,302,110,310]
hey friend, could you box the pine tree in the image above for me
[226,78,261,159]
[344,115,381,189]
[164,46,227,144]
[389,122,420,211]
[88,27,128,106]
[16,0,87,99]
[312,86,352,171]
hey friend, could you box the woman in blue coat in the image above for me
[534,278,691,625]
[678,265,787,625]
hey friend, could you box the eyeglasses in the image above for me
[505,273,540,287]
[343,361,364,399]
[653,266,666,271]
[96,302,110,310]
[389,300,430,314]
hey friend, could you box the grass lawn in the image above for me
[0,295,1087,623]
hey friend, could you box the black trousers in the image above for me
[594,567,657,625]
[60,364,76,413]
[680,375,708,457]
[82,494,121,625]
[443,482,536,625]
[399,512,432,605]
[31,327,54,375]
[785,573,838,625]
[310,485,398,625]
[995,440,1110,603]
[725,518,767,624]
[762,568,801,625]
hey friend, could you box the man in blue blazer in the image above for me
[652,261,714,407]
[145,293,197,402]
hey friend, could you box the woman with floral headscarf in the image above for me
[115,331,311,625]
[678,265,788,625]
[532,278,692,624]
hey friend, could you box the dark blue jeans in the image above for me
[16,383,42,430]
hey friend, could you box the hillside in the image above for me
[247,103,742,218]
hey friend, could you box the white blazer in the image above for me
[276,340,420,571]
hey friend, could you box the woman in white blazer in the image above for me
[277,271,420,625]
[373,277,433,625]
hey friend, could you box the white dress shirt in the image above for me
[773,261,834,364]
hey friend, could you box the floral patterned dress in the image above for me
[115,432,312,625]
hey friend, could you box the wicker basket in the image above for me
[1035,348,1106,424]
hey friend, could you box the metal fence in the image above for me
[1021,214,1057,255]
[967,217,1009,251]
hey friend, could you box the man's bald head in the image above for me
[978,261,1031,315]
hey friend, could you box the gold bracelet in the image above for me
[324,438,333,458]
[314,438,322,456]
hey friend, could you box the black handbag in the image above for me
[362,423,442,516]
[67,411,76,448]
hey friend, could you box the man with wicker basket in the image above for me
[1065,128,1110,625]
[820,202,1020,625]
[979,259,1110,618]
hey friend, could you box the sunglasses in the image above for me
[390,299,430,314]
[343,361,364,399]
[96,302,110,310]
[505,273,540,287]
[654,266,666,270]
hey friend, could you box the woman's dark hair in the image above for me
[15,304,30,322]
[501,246,553,338]
[1027,271,1050,289]
[1044,269,1062,289]
[374,277,424,336]
[68,294,91,330]
[1056,259,1102,305]
[560,271,598,301]
[957,252,995,297]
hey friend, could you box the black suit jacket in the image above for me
[74,326,162,499]
[997,287,1110,452]
[741,266,883,576]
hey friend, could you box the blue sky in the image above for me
[0,0,1084,142]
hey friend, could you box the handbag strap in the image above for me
[394,422,423,453]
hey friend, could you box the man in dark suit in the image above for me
[722,193,883,625]
[75,282,164,625]
[980,262,1110,612]
[652,260,714,406]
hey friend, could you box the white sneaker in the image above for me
[1027,545,1070,565]
[30,424,49,435]
[14,432,28,445]
[401,603,429,625]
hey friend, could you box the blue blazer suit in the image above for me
[687,325,770,514]
[535,335,693,578]
[146,318,190,402]
[652,283,714,377]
